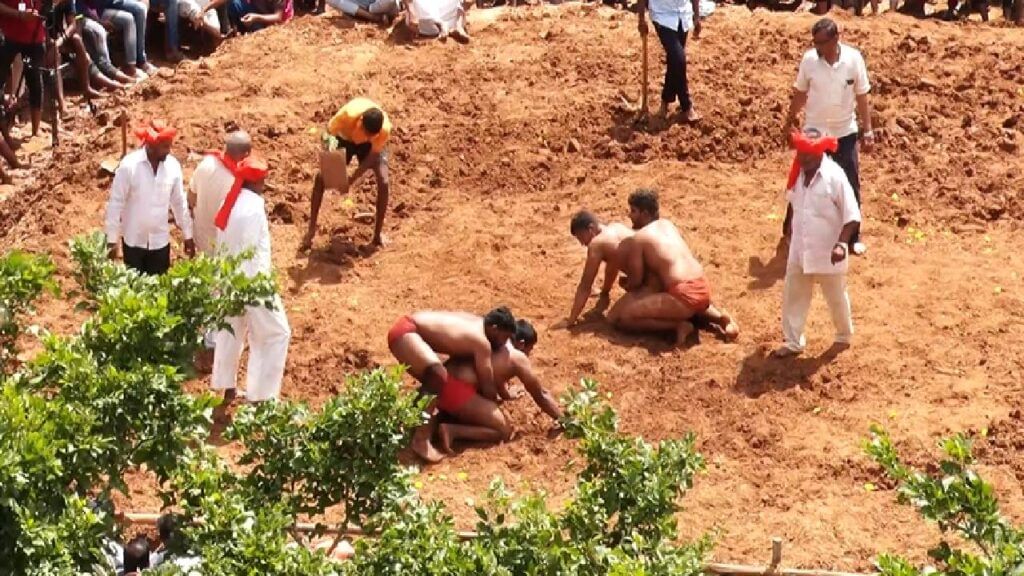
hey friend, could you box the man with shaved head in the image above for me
[190,130,253,366]
[191,130,253,256]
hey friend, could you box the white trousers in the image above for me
[212,297,291,402]
[327,0,398,16]
[781,262,853,352]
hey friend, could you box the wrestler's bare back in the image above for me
[409,311,490,357]
[635,219,704,286]
[593,223,635,269]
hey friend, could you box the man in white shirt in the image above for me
[105,120,195,275]
[783,18,873,256]
[638,0,702,123]
[773,128,860,359]
[190,130,252,256]
[211,157,291,417]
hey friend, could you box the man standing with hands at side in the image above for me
[638,0,702,123]
[105,120,195,275]
[783,17,873,256]
[773,128,860,359]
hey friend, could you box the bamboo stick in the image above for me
[122,513,876,576]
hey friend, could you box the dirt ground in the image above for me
[3,2,1024,570]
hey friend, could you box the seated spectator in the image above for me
[91,0,158,79]
[406,0,469,42]
[79,17,135,85]
[46,0,123,113]
[198,0,292,33]
[123,535,151,575]
[180,0,223,48]
[321,0,398,23]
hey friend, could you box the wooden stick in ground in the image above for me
[120,111,128,159]
[769,537,783,573]
[640,32,649,118]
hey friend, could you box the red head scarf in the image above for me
[135,119,177,145]
[785,130,839,190]
[213,156,270,231]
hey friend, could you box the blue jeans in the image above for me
[153,0,181,51]
[654,20,691,111]
[104,0,149,65]
[228,0,266,31]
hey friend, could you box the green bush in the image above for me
[865,426,1024,576]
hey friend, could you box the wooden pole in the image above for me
[120,110,128,159]
[640,32,649,118]
[121,514,875,575]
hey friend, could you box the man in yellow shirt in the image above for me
[301,97,391,250]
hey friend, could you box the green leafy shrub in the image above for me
[0,250,56,371]
[865,426,1024,576]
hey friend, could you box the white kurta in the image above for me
[190,155,236,256]
[407,0,461,36]
[105,148,193,250]
[211,189,291,402]
[782,157,860,352]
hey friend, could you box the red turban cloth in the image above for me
[135,119,177,145]
[785,130,838,190]
[213,155,270,231]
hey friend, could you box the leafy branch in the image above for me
[865,426,1024,576]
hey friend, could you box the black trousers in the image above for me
[654,21,691,112]
[0,41,44,110]
[122,242,171,275]
[826,132,862,246]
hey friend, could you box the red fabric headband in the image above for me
[790,130,838,155]
[213,154,270,231]
[785,130,839,190]
[135,119,177,145]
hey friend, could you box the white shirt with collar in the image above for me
[190,154,237,256]
[794,43,871,139]
[787,156,861,275]
[214,188,272,279]
[105,147,194,250]
[648,0,695,32]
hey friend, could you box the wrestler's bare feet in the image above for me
[437,424,455,455]
[716,310,740,342]
[411,433,446,463]
[675,321,694,347]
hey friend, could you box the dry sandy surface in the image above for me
[2,3,1024,570]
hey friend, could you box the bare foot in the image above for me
[716,310,740,342]
[656,102,669,119]
[675,321,694,347]
[298,231,314,252]
[411,434,446,463]
[684,107,701,123]
[437,424,455,455]
[451,25,471,43]
[140,62,159,75]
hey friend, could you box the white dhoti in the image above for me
[212,297,291,402]
[781,262,853,353]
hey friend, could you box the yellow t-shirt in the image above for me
[326,98,391,154]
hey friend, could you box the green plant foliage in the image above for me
[225,366,428,527]
[0,234,279,573]
[865,426,1024,576]
[343,378,713,576]
[0,250,57,371]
